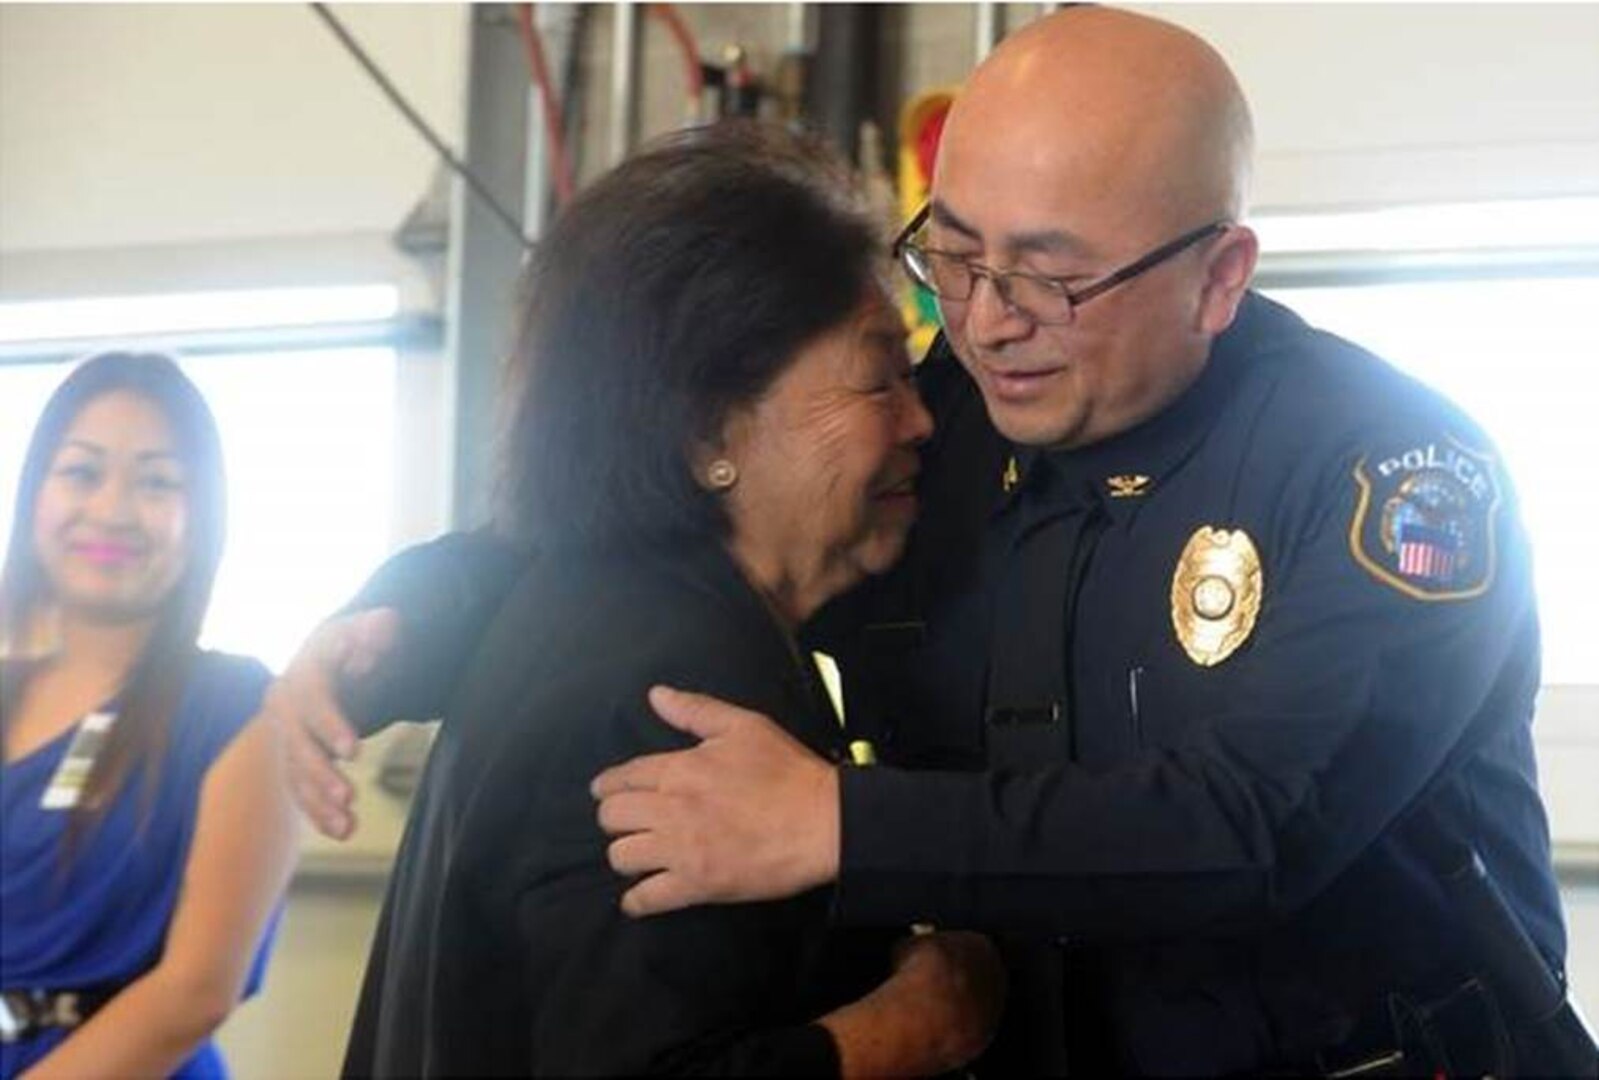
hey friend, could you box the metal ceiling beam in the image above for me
[445,4,531,528]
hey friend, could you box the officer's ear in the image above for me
[1196,224,1259,337]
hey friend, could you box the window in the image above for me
[0,286,410,670]
[1254,198,1599,686]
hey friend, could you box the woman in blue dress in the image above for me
[1,352,297,1078]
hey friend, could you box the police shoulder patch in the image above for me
[1348,434,1501,601]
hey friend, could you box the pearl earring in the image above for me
[706,459,738,490]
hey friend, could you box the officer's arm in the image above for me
[336,528,531,732]
[835,429,1535,937]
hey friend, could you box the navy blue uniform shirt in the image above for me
[817,292,1565,1073]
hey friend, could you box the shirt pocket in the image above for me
[1125,644,1240,752]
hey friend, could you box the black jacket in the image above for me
[342,541,887,1077]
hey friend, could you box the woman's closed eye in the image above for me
[861,368,916,399]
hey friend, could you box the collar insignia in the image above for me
[1107,474,1152,498]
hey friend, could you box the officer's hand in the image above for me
[261,608,400,841]
[592,686,840,916]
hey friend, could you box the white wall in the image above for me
[5,4,1597,284]
[0,3,466,258]
[1144,3,1599,210]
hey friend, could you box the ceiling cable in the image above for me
[309,3,533,250]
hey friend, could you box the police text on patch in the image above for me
[1375,443,1491,502]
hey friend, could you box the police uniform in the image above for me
[816,292,1568,1074]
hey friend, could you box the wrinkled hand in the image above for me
[259,608,400,840]
[819,930,1008,1077]
[592,686,841,916]
[888,931,1008,1068]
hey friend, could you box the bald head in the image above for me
[940,6,1253,238]
[922,7,1261,451]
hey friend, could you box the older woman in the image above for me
[338,124,1002,1076]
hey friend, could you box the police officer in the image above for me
[586,9,1570,1075]
[273,7,1571,1075]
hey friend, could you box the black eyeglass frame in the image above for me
[891,203,1232,323]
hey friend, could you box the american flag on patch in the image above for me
[1397,521,1460,583]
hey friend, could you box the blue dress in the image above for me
[2,651,279,1079]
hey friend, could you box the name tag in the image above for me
[41,711,117,810]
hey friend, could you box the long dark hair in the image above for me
[496,120,881,552]
[0,352,227,848]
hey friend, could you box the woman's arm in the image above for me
[23,711,299,1080]
[338,529,532,727]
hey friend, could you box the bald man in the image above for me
[273,7,1573,1075]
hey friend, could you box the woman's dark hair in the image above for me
[496,120,881,550]
[0,351,227,850]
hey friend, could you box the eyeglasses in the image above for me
[892,204,1230,326]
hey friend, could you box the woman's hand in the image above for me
[891,931,1009,1067]
[819,930,1008,1077]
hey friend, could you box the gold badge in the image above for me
[1170,526,1263,667]
[1002,456,1020,493]
[1107,474,1151,498]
